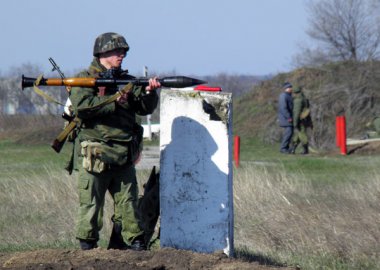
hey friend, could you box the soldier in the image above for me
[290,87,312,154]
[362,116,380,139]
[278,82,294,153]
[69,32,161,251]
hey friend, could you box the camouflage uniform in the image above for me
[364,116,380,139]
[69,33,158,249]
[291,87,312,154]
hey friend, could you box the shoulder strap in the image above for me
[33,75,65,106]
[51,83,135,153]
[77,83,134,113]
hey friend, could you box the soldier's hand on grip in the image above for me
[146,77,161,92]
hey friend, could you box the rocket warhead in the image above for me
[159,76,207,88]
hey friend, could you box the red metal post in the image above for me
[339,116,347,155]
[336,116,342,147]
[234,135,240,167]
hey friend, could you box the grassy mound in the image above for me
[233,61,380,150]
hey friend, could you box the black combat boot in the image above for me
[107,222,129,250]
[130,235,147,251]
[79,239,98,250]
[289,144,297,154]
[301,144,309,155]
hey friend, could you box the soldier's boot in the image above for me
[301,144,309,155]
[107,222,128,250]
[130,235,147,251]
[79,239,98,250]
[289,144,297,154]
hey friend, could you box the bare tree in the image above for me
[306,0,380,62]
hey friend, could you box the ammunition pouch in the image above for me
[80,141,131,173]
[80,141,106,173]
[80,126,143,173]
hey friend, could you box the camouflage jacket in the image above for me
[69,58,158,144]
[368,117,380,132]
[292,92,309,127]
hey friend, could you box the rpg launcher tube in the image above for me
[21,75,207,90]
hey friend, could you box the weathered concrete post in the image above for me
[159,89,234,256]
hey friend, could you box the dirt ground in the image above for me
[0,247,296,270]
[346,140,380,155]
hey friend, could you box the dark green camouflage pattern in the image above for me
[75,157,143,244]
[70,58,158,148]
[70,56,159,246]
[292,90,311,147]
[93,32,129,56]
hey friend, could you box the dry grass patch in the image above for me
[234,164,380,267]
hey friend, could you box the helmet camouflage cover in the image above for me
[93,32,129,56]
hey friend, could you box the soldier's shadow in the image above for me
[347,143,368,155]
[160,116,230,252]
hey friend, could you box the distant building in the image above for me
[142,123,160,139]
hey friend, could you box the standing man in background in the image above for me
[69,32,160,251]
[278,82,294,154]
[291,87,312,154]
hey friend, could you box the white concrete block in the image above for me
[159,89,234,256]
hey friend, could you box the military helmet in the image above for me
[293,87,302,93]
[93,32,129,56]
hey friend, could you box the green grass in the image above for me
[1,137,379,269]
[238,136,380,184]
[0,140,69,178]
[0,139,154,251]
[233,137,380,269]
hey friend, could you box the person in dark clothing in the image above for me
[278,82,293,153]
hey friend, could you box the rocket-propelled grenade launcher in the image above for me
[21,73,206,154]
[21,75,207,90]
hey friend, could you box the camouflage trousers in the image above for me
[292,125,308,146]
[75,157,143,245]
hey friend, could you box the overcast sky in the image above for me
[1,0,309,76]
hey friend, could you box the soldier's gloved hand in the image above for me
[145,77,161,93]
